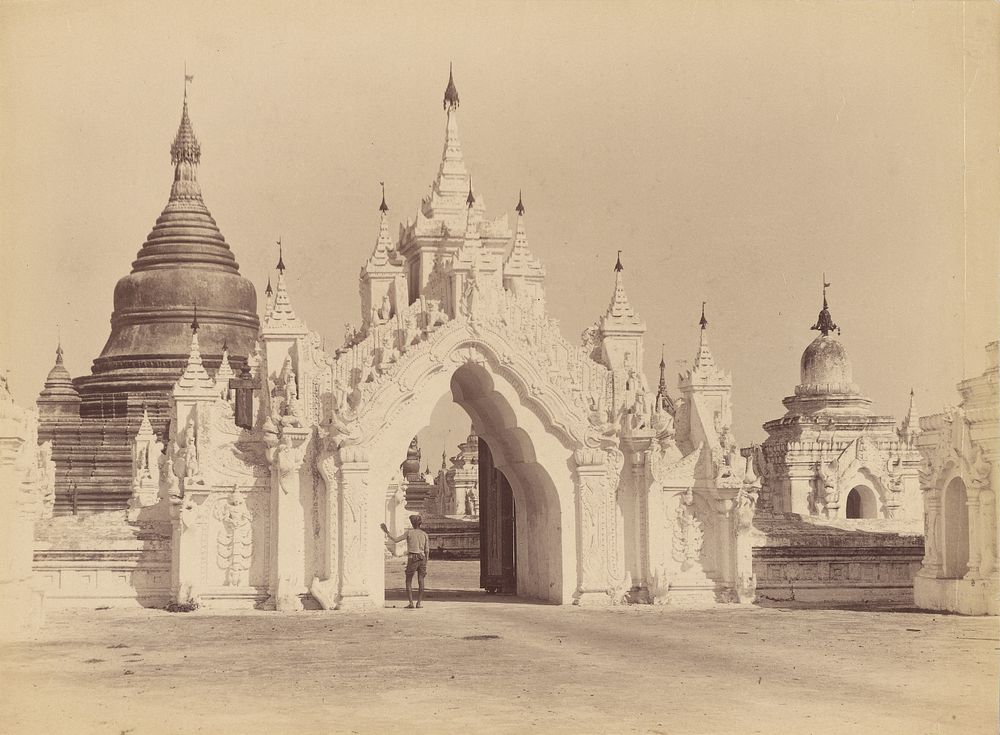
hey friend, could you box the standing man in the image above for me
[381,515,430,609]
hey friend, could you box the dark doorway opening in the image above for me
[479,438,516,594]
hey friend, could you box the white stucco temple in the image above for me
[113,68,753,609]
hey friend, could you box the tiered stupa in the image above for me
[746,280,924,606]
[36,89,259,512]
[759,281,921,519]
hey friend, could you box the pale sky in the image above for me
[2,1,997,457]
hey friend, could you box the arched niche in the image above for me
[942,476,970,579]
[845,484,878,519]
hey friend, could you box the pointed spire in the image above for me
[444,62,460,111]
[693,302,716,370]
[365,183,400,271]
[603,251,641,325]
[655,343,672,412]
[899,388,920,443]
[811,273,839,336]
[55,338,64,366]
[170,94,201,168]
[504,192,545,284]
[214,342,235,399]
[264,252,306,334]
[175,312,215,393]
[466,180,475,208]
[265,277,273,298]
[138,407,154,437]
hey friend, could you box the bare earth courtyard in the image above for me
[2,561,997,735]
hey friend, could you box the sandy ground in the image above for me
[1,560,998,735]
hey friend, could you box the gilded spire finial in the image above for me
[614,250,624,272]
[184,62,194,101]
[516,190,525,216]
[466,179,475,208]
[700,301,708,330]
[171,74,200,167]
[191,303,200,333]
[811,274,839,336]
[276,237,285,274]
[265,276,273,298]
[444,62,460,111]
[660,343,666,369]
[379,181,389,213]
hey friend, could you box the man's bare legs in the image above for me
[415,571,425,608]
[404,570,415,608]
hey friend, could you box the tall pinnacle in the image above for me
[466,180,475,208]
[811,274,839,336]
[603,251,641,326]
[170,99,201,168]
[444,62,460,111]
[428,64,470,208]
[504,192,544,281]
[366,183,397,269]
[276,237,286,274]
[693,302,716,370]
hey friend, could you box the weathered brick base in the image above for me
[752,514,924,606]
[33,512,171,607]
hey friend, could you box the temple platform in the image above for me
[419,513,480,560]
[33,511,171,608]
[752,514,924,607]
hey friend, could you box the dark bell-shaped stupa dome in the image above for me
[401,437,423,479]
[37,342,81,418]
[74,92,259,407]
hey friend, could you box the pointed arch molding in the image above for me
[345,321,591,453]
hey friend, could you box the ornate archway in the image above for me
[148,72,746,611]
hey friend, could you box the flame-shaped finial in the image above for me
[276,237,286,274]
[379,181,389,213]
[444,62,460,111]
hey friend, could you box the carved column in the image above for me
[917,487,944,578]
[977,489,997,578]
[269,425,311,611]
[572,450,622,605]
[964,487,982,580]
[338,447,373,609]
[170,494,206,605]
[310,450,340,608]
[714,495,736,592]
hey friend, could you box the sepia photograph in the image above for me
[1,1,997,733]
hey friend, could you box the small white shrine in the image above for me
[914,341,998,615]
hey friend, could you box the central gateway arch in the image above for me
[156,71,751,610]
